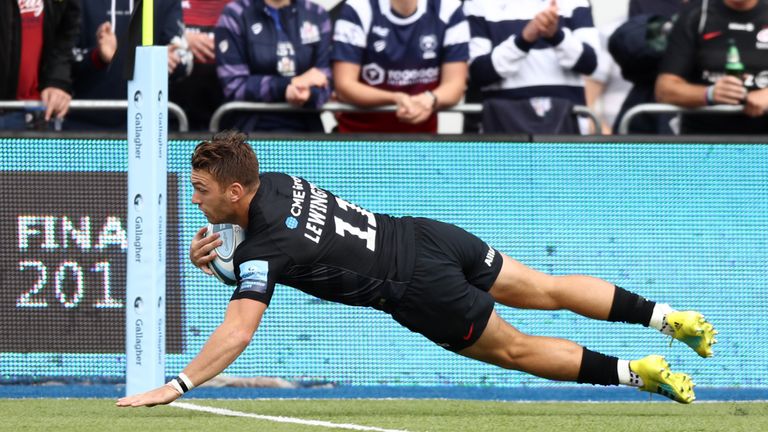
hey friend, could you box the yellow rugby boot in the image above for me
[630,355,695,404]
[664,311,718,358]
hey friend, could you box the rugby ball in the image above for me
[206,223,245,286]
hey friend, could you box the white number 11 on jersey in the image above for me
[333,197,377,252]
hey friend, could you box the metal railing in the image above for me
[618,103,748,135]
[209,101,602,135]
[0,99,189,132]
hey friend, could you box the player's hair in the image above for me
[191,131,260,190]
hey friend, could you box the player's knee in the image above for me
[526,277,561,310]
[538,275,579,309]
[483,330,532,371]
[498,333,537,371]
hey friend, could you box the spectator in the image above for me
[332,0,469,133]
[655,0,768,134]
[65,0,191,131]
[214,0,332,132]
[584,18,632,134]
[609,0,693,134]
[463,0,598,134]
[0,0,81,130]
[170,0,229,131]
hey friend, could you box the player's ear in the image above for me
[228,182,245,202]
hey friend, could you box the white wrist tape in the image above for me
[178,372,195,391]
[166,379,184,395]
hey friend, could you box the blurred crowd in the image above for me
[1,0,767,134]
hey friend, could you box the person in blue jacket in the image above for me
[214,0,332,132]
[65,0,191,131]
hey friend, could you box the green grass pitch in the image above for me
[2,399,766,431]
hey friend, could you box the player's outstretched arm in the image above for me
[190,226,223,275]
[116,299,267,407]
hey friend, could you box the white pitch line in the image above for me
[171,401,411,432]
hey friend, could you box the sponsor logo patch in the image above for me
[372,25,390,38]
[362,63,385,85]
[484,245,496,267]
[285,216,299,229]
[239,260,268,293]
[373,40,387,52]
[728,22,755,32]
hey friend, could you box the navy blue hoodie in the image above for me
[66,0,186,130]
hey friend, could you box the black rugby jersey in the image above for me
[660,0,768,133]
[231,172,415,307]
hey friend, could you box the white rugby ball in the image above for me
[206,223,245,286]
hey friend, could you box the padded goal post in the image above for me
[126,0,168,396]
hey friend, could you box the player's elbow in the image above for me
[223,325,256,348]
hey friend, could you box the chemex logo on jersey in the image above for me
[420,34,438,59]
[285,216,299,229]
[289,175,306,217]
[288,176,330,244]
[757,28,768,49]
[18,0,44,17]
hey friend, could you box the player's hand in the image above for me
[40,87,72,121]
[743,88,768,117]
[186,30,215,63]
[190,226,222,275]
[712,76,747,105]
[116,384,181,408]
[96,21,117,64]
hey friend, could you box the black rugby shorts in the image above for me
[390,217,503,351]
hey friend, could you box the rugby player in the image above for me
[117,131,717,407]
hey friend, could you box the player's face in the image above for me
[191,169,233,223]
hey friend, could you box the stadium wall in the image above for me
[0,134,765,388]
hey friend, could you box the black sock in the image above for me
[607,285,655,326]
[577,348,619,386]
